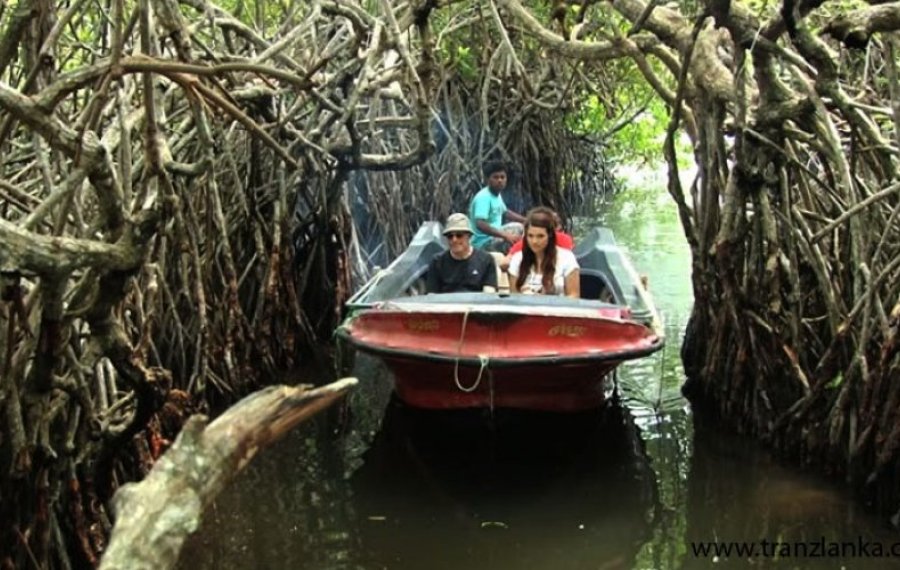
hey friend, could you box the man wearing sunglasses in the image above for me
[426,213,498,294]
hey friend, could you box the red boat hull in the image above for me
[339,301,663,412]
[385,357,619,412]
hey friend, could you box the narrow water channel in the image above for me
[178,173,900,569]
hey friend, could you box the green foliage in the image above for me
[742,0,779,19]
[805,0,869,25]
[568,90,671,166]
[452,45,478,83]
[615,99,671,163]
[213,0,303,32]
[826,372,844,390]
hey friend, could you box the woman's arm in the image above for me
[507,252,522,293]
[509,273,520,293]
[564,268,580,299]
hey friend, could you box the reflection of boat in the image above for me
[336,222,664,412]
[350,399,659,570]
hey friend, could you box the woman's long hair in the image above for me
[515,210,558,294]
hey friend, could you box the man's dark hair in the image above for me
[483,161,507,178]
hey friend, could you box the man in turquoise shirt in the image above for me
[469,161,525,252]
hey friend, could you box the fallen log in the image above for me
[98,377,358,570]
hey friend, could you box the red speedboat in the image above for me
[337,223,664,412]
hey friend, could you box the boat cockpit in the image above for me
[347,222,660,329]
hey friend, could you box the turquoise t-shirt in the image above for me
[469,187,507,248]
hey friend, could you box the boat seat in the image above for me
[580,273,615,302]
[488,252,510,294]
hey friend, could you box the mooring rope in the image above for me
[453,309,489,392]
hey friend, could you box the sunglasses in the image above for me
[446,232,469,240]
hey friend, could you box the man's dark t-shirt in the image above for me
[426,249,498,293]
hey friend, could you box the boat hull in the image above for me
[338,297,663,412]
[384,357,619,412]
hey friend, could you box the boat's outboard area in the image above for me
[347,221,662,330]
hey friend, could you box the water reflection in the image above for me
[351,399,659,570]
[680,411,900,569]
[176,416,359,570]
[177,375,661,570]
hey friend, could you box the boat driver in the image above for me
[468,161,526,254]
[426,213,498,294]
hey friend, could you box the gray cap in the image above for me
[443,213,473,235]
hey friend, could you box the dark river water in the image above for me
[178,176,900,569]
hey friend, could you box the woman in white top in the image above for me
[508,209,580,298]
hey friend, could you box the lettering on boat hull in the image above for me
[548,324,587,337]
[406,318,440,332]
